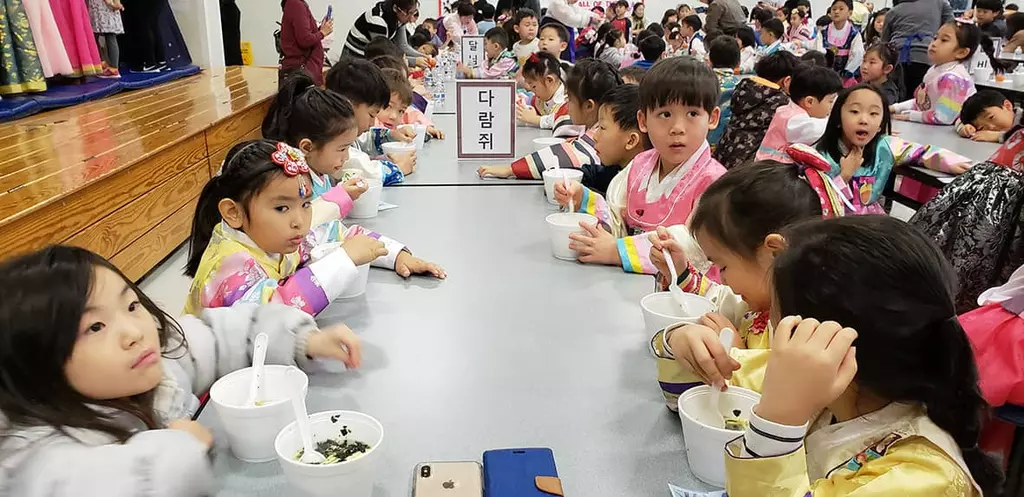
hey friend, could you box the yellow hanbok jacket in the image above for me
[722,350,982,497]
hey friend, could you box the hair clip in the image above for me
[270,142,311,176]
[528,52,541,63]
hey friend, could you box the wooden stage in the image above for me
[0,66,278,281]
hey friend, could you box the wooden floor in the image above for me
[0,66,278,280]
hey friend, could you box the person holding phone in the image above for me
[279,0,332,85]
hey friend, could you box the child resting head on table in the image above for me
[184,140,389,317]
[0,246,361,496]
[261,74,447,281]
[786,83,972,215]
[515,51,569,130]
[325,57,413,186]
[548,57,726,274]
[457,27,519,80]
[649,160,849,409]
[477,58,624,192]
[717,216,1002,497]
[957,89,1023,143]
[890,21,998,126]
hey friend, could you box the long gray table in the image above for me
[893,121,999,163]
[202,186,711,496]
[403,115,549,186]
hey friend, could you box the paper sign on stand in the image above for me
[456,81,516,159]
[460,35,486,70]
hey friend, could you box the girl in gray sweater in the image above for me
[0,246,362,497]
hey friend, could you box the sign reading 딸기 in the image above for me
[456,81,516,159]
[460,35,486,70]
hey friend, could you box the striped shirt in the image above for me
[343,1,399,57]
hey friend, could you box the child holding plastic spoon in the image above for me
[0,246,362,496]
[648,160,848,409]
[547,57,726,275]
[261,75,446,282]
[721,216,1001,497]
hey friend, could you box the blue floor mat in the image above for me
[0,65,201,122]
[120,65,201,90]
[0,97,40,121]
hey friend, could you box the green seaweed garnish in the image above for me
[294,430,370,465]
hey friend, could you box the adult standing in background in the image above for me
[344,0,426,66]
[882,0,953,100]
[701,0,745,41]
[280,0,330,85]
[544,0,603,61]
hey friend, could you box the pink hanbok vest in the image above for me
[624,145,727,232]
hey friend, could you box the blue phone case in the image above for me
[326,5,333,19]
[482,448,559,497]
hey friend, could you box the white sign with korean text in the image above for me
[460,35,486,70]
[456,81,516,159]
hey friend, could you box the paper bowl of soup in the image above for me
[274,410,384,497]
[677,386,761,487]
[209,365,308,462]
[640,292,715,333]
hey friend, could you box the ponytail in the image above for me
[920,319,1005,496]
[185,140,285,277]
[596,27,623,59]
[262,71,357,149]
[521,51,563,82]
[979,33,1013,74]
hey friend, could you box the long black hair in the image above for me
[185,140,288,277]
[815,83,892,169]
[0,246,186,442]
[772,216,1004,496]
[262,72,356,149]
[691,161,821,259]
[863,7,888,46]
[595,27,623,59]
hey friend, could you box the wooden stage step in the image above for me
[0,66,278,281]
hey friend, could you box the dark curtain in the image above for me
[118,0,191,70]
[221,0,242,65]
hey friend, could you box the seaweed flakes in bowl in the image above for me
[294,426,371,465]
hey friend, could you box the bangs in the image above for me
[639,58,719,113]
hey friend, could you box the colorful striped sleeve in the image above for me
[617,233,658,274]
[311,185,355,227]
[510,135,601,179]
[909,73,975,125]
[889,136,971,174]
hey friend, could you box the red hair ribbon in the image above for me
[528,52,541,63]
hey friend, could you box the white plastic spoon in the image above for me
[710,328,735,428]
[663,249,690,316]
[244,333,269,407]
[287,366,325,464]
[563,172,574,213]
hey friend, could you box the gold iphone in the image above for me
[413,461,483,497]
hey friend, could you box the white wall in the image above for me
[170,0,225,67]
[237,0,443,67]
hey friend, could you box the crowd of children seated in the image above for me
[6,0,1024,495]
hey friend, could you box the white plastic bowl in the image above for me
[545,212,597,260]
[541,169,584,205]
[275,410,384,497]
[381,141,416,156]
[640,292,715,333]
[533,137,564,151]
[349,178,383,219]
[677,386,761,487]
[209,365,308,462]
[400,124,428,150]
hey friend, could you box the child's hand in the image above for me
[949,162,971,174]
[456,61,470,77]
[342,177,368,200]
[516,103,541,126]
[958,123,977,138]
[755,317,858,426]
[477,165,514,178]
[343,235,389,266]
[970,130,1002,142]
[394,251,447,279]
[388,151,417,175]
[169,420,214,448]
[701,313,741,337]
[393,126,417,142]
[648,226,689,282]
[427,125,445,139]
[568,222,619,265]
[415,57,431,69]
[892,113,910,121]
[553,180,583,210]
[666,324,742,387]
[839,146,863,181]
[305,323,362,369]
